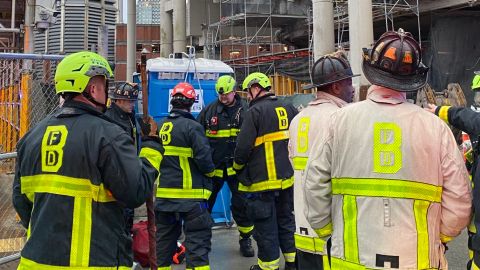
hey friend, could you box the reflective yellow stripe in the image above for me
[205,171,215,178]
[186,265,210,270]
[227,167,236,176]
[18,257,132,270]
[323,255,331,270]
[238,177,294,192]
[440,233,453,243]
[254,130,289,147]
[70,197,92,266]
[469,219,477,234]
[213,167,236,178]
[314,222,332,238]
[332,178,442,203]
[293,156,308,170]
[438,106,451,123]
[343,195,359,264]
[206,128,240,138]
[265,141,277,181]
[179,157,192,189]
[158,267,172,270]
[21,174,115,203]
[294,233,326,253]
[283,252,296,263]
[233,161,244,170]
[473,261,480,270]
[258,258,280,270]
[139,147,163,171]
[156,188,211,200]
[164,145,193,157]
[330,257,365,270]
[238,225,254,234]
[414,200,430,269]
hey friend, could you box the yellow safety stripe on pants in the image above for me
[206,128,240,138]
[414,200,430,269]
[18,256,131,270]
[314,222,333,238]
[163,145,193,157]
[438,106,451,124]
[343,195,359,264]
[292,156,308,170]
[139,147,163,171]
[332,178,442,203]
[70,197,93,266]
[238,225,254,234]
[156,188,212,200]
[179,157,192,189]
[254,130,289,147]
[284,252,296,263]
[238,177,294,192]
[323,255,331,270]
[294,233,326,253]
[258,258,280,270]
[233,161,244,171]
[213,167,236,178]
[186,265,210,270]
[158,267,171,270]
[21,174,115,203]
[265,141,277,181]
[440,233,454,243]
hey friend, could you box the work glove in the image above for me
[138,116,158,138]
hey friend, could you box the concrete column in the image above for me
[348,0,374,100]
[172,0,186,53]
[117,0,123,23]
[312,0,335,61]
[126,0,136,81]
[160,0,173,57]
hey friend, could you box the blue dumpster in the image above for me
[142,57,234,224]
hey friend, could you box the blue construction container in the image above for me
[140,57,234,224]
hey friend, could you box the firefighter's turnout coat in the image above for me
[288,92,347,257]
[304,86,472,269]
[12,101,160,269]
[234,93,297,192]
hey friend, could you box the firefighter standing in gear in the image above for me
[426,73,480,270]
[234,72,298,270]
[288,51,358,270]
[12,51,161,269]
[154,82,216,270]
[303,29,472,270]
[105,82,142,234]
[197,75,255,257]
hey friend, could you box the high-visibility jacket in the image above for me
[288,92,347,256]
[197,94,248,178]
[155,109,215,210]
[234,93,297,193]
[12,101,160,269]
[304,86,472,269]
[105,102,141,153]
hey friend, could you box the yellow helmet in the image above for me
[242,72,271,91]
[215,75,236,95]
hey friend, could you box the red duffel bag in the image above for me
[132,221,150,267]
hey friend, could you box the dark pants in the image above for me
[208,173,254,238]
[124,208,134,234]
[245,187,296,267]
[156,205,213,269]
[297,250,326,270]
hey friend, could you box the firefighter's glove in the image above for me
[139,116,158,138]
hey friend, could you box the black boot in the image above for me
[284,261,297,270]
[239,237,255,257]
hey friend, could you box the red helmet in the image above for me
[171,82,196,99]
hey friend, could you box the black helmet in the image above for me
[304,51,359,90]
[109,82,139,100]
[362,28,429,92]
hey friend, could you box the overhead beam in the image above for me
[419,0,478,13]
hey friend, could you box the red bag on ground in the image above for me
[132,221,150,267]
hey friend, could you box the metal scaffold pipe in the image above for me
[126,0,136,81]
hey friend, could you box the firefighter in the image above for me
[288,51,357,270]
[303,29,472,269]
[234,72,298,270]
[197,74,255,257]
[154,82,216,270]
[426,73,480,269]
[12,51,161,269]
[105,81,141,234]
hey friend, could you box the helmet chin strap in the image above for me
[249,88,261,101]
[83,88,107,112]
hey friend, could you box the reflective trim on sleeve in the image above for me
[238,225,254,235]
[139,147,163,171]
[156,188,211,200]
[213,167,236,178]
[238,177,294,192]
[314,222,332,238]
[258,258,280,270]
[205,171,215,178]
[294,233,326,253]
[283,252,296,263]
[438,106,451,123]
[163,145,193,157]
[21,174,115,203]
[323,255,331,270]
[18,256,132,270]
[330,257,365,270]
[332,178,442,203]
[414,200,431,270]
[206,128,240,138]
[440,233,454,243]
[233,161,244,171]
[254,130,290,147]
[292,156,308,170]
[157,267,171,270]
[343,195,359,264]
